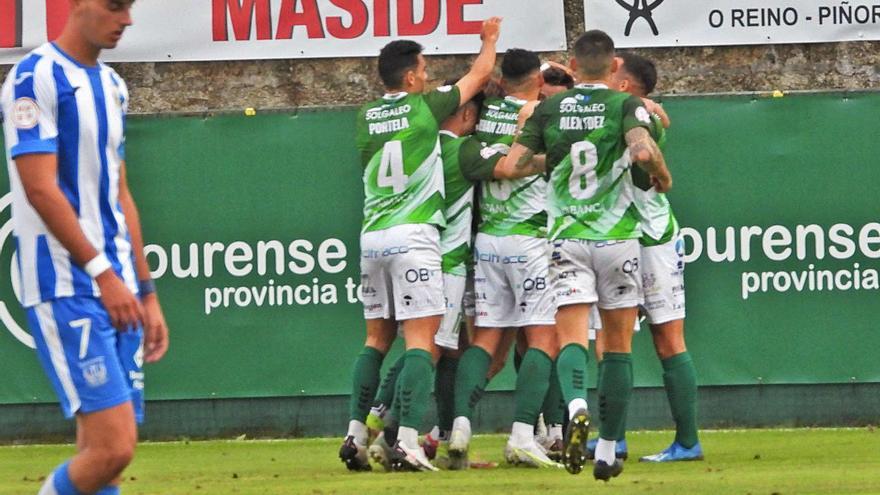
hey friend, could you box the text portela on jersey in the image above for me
[143,238,367,315]
[366,104,411,135]
[680,222,880,300]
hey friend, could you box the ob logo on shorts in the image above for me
[404,268,431,283]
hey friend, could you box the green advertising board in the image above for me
[0,92,878,406]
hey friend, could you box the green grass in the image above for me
[2,428,879,494]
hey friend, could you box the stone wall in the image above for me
[3,0,879,113]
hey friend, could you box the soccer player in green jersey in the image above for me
[607,52,702,463]
[585,53,676,461]
[507,30,673,480]
[450,48,564,469]
[341,18,502,472]
[366,86,548,472]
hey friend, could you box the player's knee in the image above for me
[91,443,135,478]
[364,334,394,354]
[650,324,686,359]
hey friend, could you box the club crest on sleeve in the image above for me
[12,98,39,130]
[635,106,651,124]
[480,147,500,159]
[436,85,453,93]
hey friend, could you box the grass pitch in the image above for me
[2,428,878,494]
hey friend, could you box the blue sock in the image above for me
[96,487,121,495]
[45,461,84,495]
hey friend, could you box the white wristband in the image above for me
[84,254,112,278]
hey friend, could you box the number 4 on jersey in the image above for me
[378,141,408,193]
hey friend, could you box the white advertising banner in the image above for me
[0,0,567,65]
[584,0,880,48]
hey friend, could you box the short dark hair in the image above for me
[501,48,541,85]
[618,52,657,95]
[573,30,615,78]
[378,40,423,89]
[542,67,574,89]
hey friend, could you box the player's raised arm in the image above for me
[455,17,502,105]
[626,127,672,192]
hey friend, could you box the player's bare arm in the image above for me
[15,153,144,331]
[625,127,672,192]
[455,17,502,104]
[119,162,169,363]
[508,142,537,172]
[493,151,545,179]
[516,100,541,131]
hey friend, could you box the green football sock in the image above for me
[349,346,384,422]
[453,346,492,419]
[598,352,633,441]
[397,349,435,429]
[556,343,589,405]
[662,352,700,448]
[618,358,632,442]
[593,358,605,431]
[513,349,553,424]
[373,354,405,409]
[541,358,565,425]
[435,355,459,432]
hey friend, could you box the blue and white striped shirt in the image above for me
[1,43,138,307]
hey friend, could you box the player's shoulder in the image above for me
[2,45,60,104]
[100,62,127,86]
[601,88,643,107]
[357,95,391,118]
[481,94,505,109]
[532,89,574,116]
[460,135,503,162]
[428,84,456,95]
[5,44,56,83]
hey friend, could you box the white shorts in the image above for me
[462,269,476,318]
[550,239,643,310]
[641,235,686,325]
[435,273,467,350]
[360,224,445,321]
[474,234,556,328]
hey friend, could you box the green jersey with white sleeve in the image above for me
[439,131,502,276]
[356,85,461,233]
[475,95,547,238]
[518,84,652,241]
[630,113,678,246]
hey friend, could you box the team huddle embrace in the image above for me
[343,19,703,481]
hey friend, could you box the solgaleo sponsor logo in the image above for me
[366,105,411,121]
[0,193,35,348]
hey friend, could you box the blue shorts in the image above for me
[26,296,144,423]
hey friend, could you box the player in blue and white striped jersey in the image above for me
[1,2,168,494]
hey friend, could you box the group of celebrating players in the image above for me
[341,18,704,481]
[0,1,703,492]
